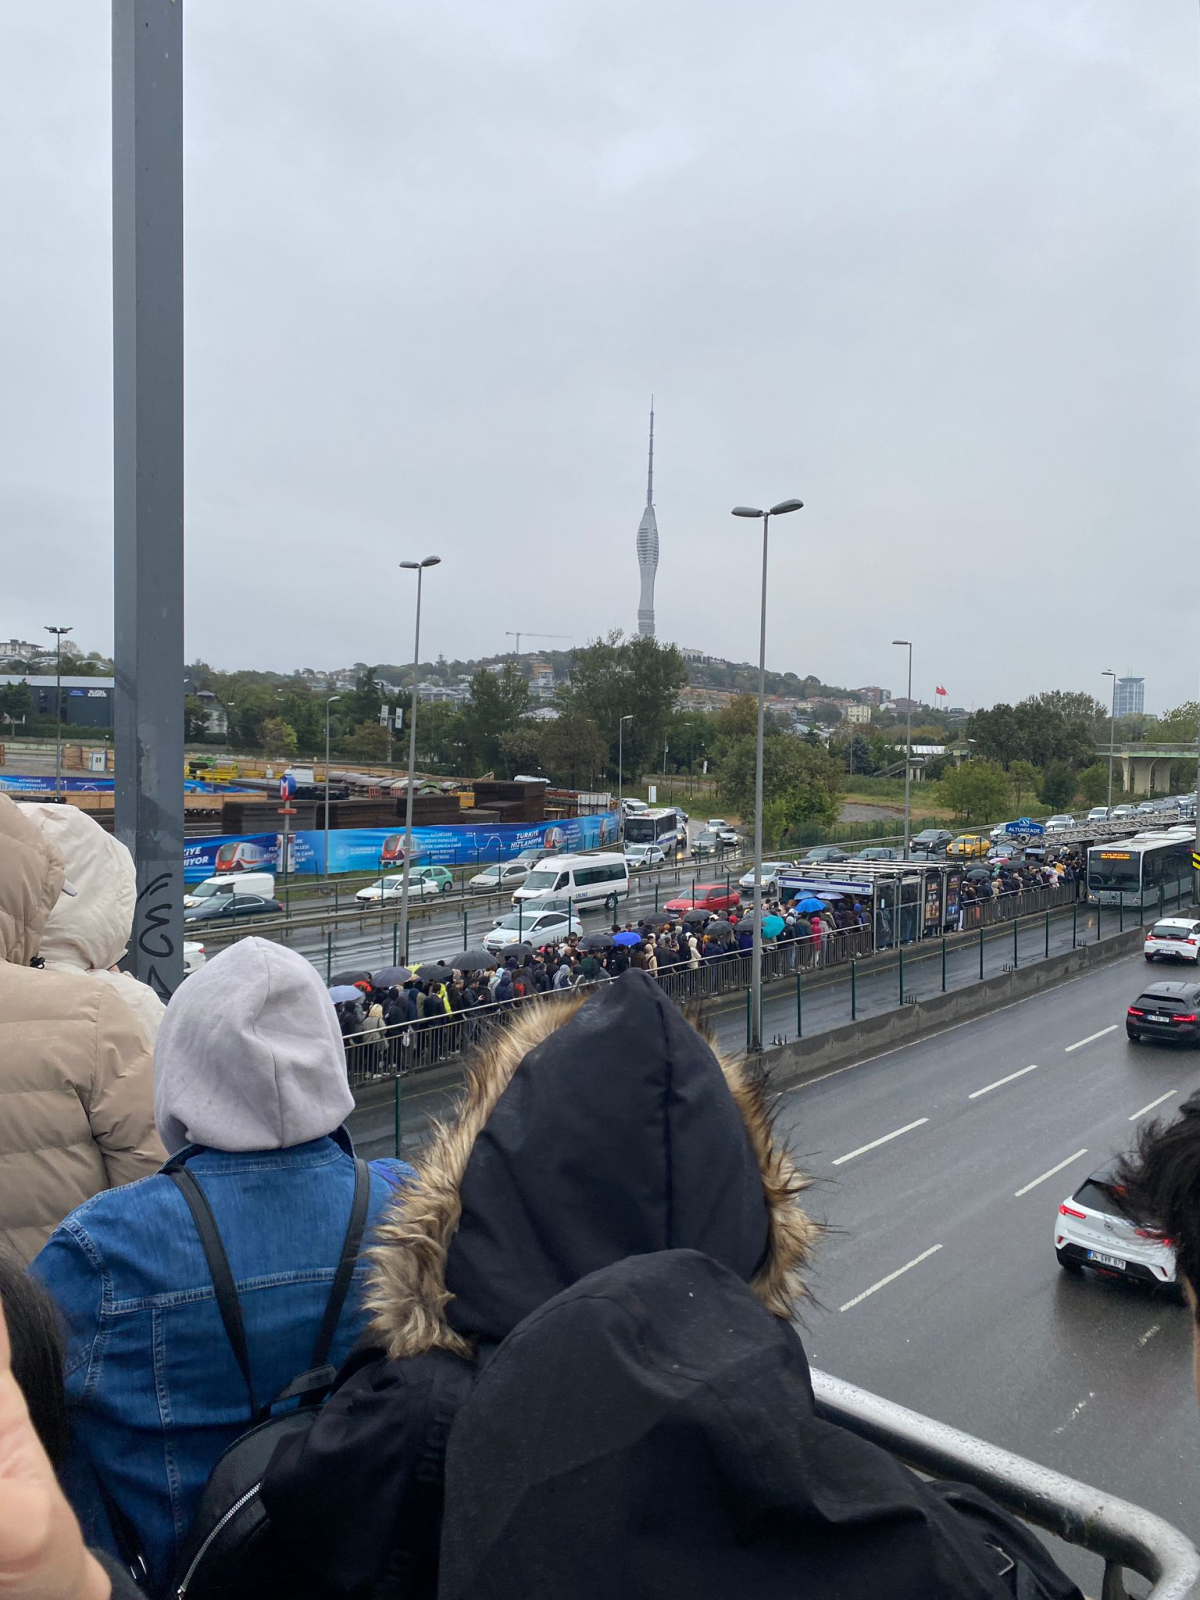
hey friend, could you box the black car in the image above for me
[909,829,953,857]
[803,846,848,864]
[182,893,283,925]
[1126,982,1200,1046]
[691,830,728,860]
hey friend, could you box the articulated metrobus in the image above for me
[1086,829,1196,908]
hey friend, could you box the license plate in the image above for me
[1087,1249,1127,1270]
[1147,1014,1172,1023]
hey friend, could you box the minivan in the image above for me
[511,852,630,911]
[183,871,276,909]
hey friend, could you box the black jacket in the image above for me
[262,972,815,1598]
[439,1250,1083,1600]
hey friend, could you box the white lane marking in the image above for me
[968,1064,1038,1100]
[1138,1324,1161,1348]
[839,1245,943,1313]
[1014,1148,1089,1198]
[1064,1025,1118,1053]
[1129,1090,1177,1122]
[831,1118,929,1166]
[1052,1391,1095,1435]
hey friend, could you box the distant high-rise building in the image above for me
[636,400,658,638]
[1115,676,1145,718]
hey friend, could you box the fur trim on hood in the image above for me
[366,972,817,1361]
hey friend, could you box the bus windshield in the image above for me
[1088,850,1139,891]
[624,811,679,845]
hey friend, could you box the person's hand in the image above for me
[0,1302,110,1600]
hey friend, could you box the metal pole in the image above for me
[394,1072,403,1157]
[902,643,913,859]
[113,0,184,1000]
[398,564,427,965]
[1013,915,1018,968]
[1105,670,1117,811]
[324,694,340,876]
[1045,910,1050,959]
[898,944,904,1002]
[796,970,803,1036]
[751,513,770,1051]
[850,959,856,1019]
[1072,901,1077,949]
[46,627,72,794]
[979,923,984,980]
[941,936,946,992]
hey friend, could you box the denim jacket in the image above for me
[32,1131,411,1594]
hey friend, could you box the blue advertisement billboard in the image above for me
[184,833,280,883]
[0,775,253,795]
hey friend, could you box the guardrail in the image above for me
[812,1368,1200,1600]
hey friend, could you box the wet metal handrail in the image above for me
[811,1368,1200,1600]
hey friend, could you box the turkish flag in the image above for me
[935,686,947,696]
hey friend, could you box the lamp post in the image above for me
[1102,670,1117,812]
[397,558,440,963]
[324,694,341,876]
[44,626,73,794]
[731,498,804,1053]
[892,640,913,859]
[618,714,633,811]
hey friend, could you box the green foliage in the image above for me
[1039,762,1076,810]
[342,721,390,761]
[537,713,608,787]
[0,680,33,724]
[965,698,1094,771]
[665,710,713,773]
[413,701,466,770]
[936,760,1010,823]
[557,632,688,783]
[257,717,297,757]
[717,733,842,831]
[1007,760,1041,812]
[1077,763,1112,806]
[458,665,531,773]
[1151,702,1200,742]
[184,696,212,742]
[340,668,385,730]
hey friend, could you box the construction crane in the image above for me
[505,631,572,657]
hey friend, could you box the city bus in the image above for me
[1087,830,1196,908]
[622,806,687,855]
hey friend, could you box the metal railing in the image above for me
[812,1368,1200,1600]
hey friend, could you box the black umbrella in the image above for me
[372,965,412,988]
[964,866,992,881]
[642,911,671,928]
[580,931,614,950]
[445,949,498,972]
[506,943,536,960]
[682,907,713,925]
[416,961,452,982]
[330,969,372,987]
[704,919,736,942]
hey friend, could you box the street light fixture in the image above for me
[44,626,73,794]
[324,695,341,876]
[618,715,633,810]
[1102,670,1117,812]
[397,558,441,963]
[892,640,914,860]
[731,497,804,1053]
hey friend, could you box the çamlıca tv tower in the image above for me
[636,400,658,638]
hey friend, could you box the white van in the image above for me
[511,853,630,912]
[183,871,276,910]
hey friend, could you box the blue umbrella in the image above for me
[327,985,361,1003]
[794,896,827,914]
[612,930,642,946]
[761,913,786,938]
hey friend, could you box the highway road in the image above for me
[349,949,1200,1592]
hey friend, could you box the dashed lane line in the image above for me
[1129,1091,1177,1122]
[1064,1025,1117,1053]
[1014,1148,1089,1199]
[968,1064,1038,1100]
[839,1245,944,1313]
[831,1118,929,1166]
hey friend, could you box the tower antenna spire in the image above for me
[646,396,654,508]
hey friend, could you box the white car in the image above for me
[1111,804,1138,819]
[1144,917,1200,964]
[705,818,729,833]
[739,861,792,894]
[183,941,206,976]
[1055,1166,1177,1295]
[355,868,447,903]
[483,907,584,953]
[989,821,1016,842]
[468,861,531,894]
[1086,806,1110,823]
[625,844,667,871]
[1045,815,1075,832]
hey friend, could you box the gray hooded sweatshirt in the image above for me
[154,937,355,1153]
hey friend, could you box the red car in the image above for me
[663,884,741,915]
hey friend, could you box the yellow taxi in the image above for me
[946,833,989,859]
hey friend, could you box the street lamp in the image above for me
[617,715,633,810]
[44,626,73,794]
[1102,669,1117,812]
[324,695,341,876]
[892,640,914,860]
[732,497,804,1052]
[397,558,441,963]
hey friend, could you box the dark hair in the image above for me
[0,1250,69,1466]
[1114,1092,1200,1320]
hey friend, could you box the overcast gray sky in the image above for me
[2,2,1198,710]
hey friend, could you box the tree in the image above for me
[1039,763,1076,810]
[538,713,608,787]
[1151,701,1200,742]
[340,667,384,729]
[184,697,212,742]
[414,701,467,769]
[557,632,688,782]
[0,680,33,726]
[717,733,841,831]
[1077,762,1112,806]
[343,721,389,761]
[936,760,1010,823]
[257,717,298,757]
[1007,760,1041,813]
[666,709,714,774]
[458,665,531,773]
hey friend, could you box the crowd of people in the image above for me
[955,849,1085,926]
[2,787,1198,1600]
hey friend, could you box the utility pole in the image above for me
[44,626,72,793]
[112,0,184,1000]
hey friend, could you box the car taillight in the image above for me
[1175,1015,1198,1024]
[1059,1203,1086,1219]
[1128,1007,1144,1016]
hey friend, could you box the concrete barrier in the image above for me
[768,926,1148,1087]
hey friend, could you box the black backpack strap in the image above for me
[309,1157,370,1370]
[167,1166,259,1420]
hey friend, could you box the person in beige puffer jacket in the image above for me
[0,794,164,1262]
